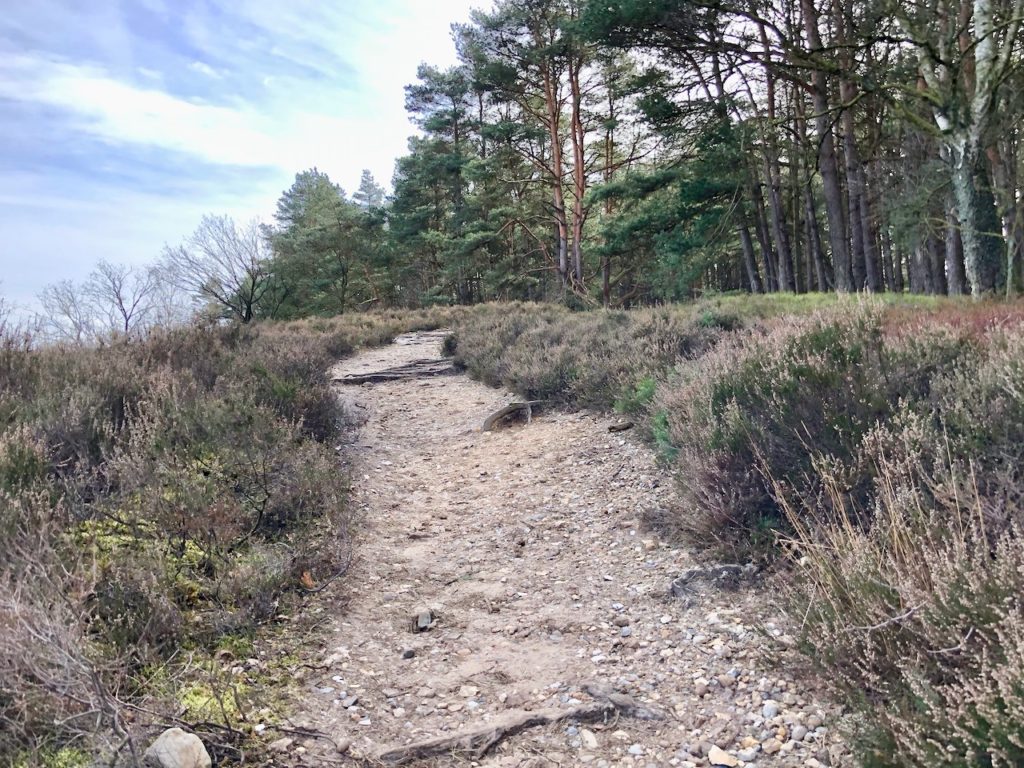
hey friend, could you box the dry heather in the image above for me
[0,308,456,765]
[448,295,1024,766]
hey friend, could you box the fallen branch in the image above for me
[482,401,544,432]
[375,683,664,765]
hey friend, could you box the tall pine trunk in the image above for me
[801,0,853,291]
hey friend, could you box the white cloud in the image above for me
[0,0,495,307]
[188,60,222,79]
[0,55,273,165]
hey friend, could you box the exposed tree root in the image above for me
[374,683,665,765]
[334,359,453,384]
[481,401,544,432]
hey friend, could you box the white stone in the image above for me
[707,745,739,767]
[143,728,211,768]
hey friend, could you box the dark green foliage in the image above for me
[266,169,389,317]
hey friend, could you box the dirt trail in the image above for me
[284,332,846,767]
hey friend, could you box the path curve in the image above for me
[287,332,846,767]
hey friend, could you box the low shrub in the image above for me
[654,306,979,558]
[0,307,453,763]
[786,404,1024,765]
[448,302,726,410]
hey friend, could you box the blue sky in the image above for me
[0,0,486,311]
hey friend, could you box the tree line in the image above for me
[279,0,1024,307]
[32,0,1024,337]
[376,0,1023,303]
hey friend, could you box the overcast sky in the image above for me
[0,0,486,311]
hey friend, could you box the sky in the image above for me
[0,0,488,312]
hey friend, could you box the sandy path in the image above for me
[283,332,846,767]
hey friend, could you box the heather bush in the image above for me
[447,302,569,386]
[754,316,1024,766]
[0,307,452,763]
[653,306,979,557]
[786,418,1024,764]
[447,302,724,409]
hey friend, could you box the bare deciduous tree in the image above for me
[86,261,157,336]
[162,215,274,323]
[38,280,97,344]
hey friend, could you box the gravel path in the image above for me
[282,332,849,767]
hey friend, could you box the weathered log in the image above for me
[376,684,664,765]
[608,421,634,432]
[481,401,544,432]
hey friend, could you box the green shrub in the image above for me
[761,315,1024,766]
[786,432,1024,766]
[615,375,656,415]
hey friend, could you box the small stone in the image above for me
[620,626,633,637]
[143,728,212,768]
[402,648,416,659]
[792,725,808,741]
[762,700,780,718]
[340,696,359,708]
[413,609,433,631]
[336,738,352,754]
[737,747,759,761]
[459,685,479,698]
[627,744,644,756]
[761,738,782,755]
[268,737,294,753]
[581,729,599,749]
[393,707,407,717]
[613,615,631,627]
[707,745,739,767]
